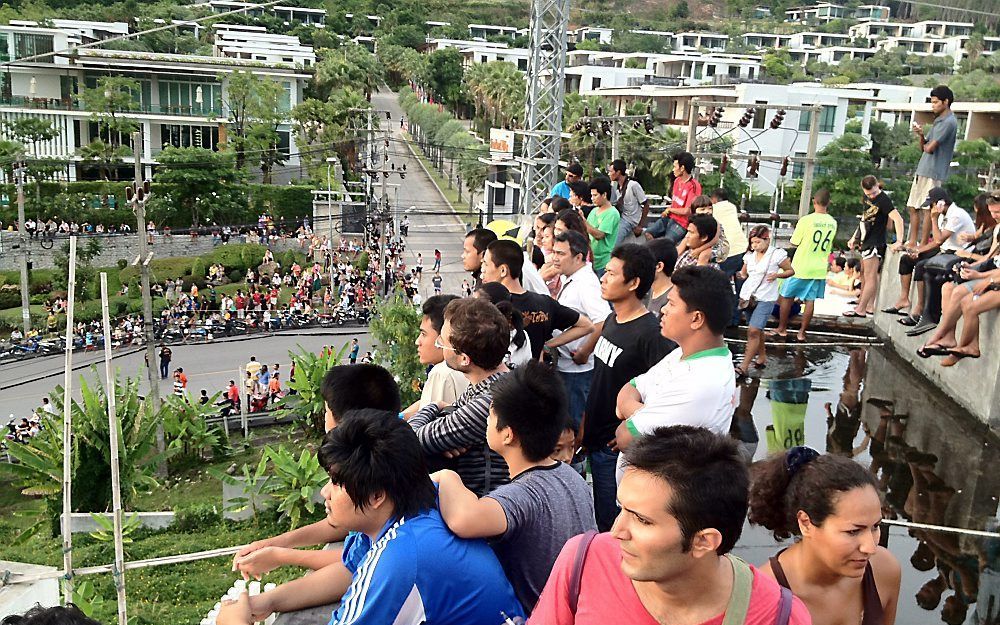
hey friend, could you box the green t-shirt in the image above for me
[587,205,621,271]
[790,212,838,280]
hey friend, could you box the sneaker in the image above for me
[906,320,937,336]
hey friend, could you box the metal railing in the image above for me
[0,96,224,118]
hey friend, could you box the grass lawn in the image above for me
[0,424,326,625]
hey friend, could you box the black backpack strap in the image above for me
[775,586,793,625]
[568,530,599,615]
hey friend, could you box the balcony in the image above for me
[0,96,224,118]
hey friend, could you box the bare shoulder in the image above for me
[871,546,902,589]
[758,558,776,578]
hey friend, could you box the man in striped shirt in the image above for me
[408,298,512,496]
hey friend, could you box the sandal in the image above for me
[881,306,909,315]
[753,361,767,369]
[916,344,952,358]
[897,315,919,327]
[843,310,868,318]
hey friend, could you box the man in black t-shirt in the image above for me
[481,239,594,360]
[579,244,675,531]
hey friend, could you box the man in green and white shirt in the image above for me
[774,189,838,342]
[612,266,737,482]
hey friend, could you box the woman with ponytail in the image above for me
[474,282,532,368]
[748,447,901,625]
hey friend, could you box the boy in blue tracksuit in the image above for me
[217,409,523,625]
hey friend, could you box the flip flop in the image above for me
[753,361,767,369]
[897,316,919,326]
[843,310,868,318]
[947,350,980,359]
[795,335,807,343]
[881,306,909,315]
[765,330,788,339]
[917,345,952,358]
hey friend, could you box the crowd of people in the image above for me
[204,192,916,625]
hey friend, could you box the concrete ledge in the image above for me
[873,253,1000,428]
[0,561,60,617]
[59,511,175,534]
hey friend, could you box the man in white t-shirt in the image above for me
[550,230,612,432]
[403,294,469,417]
[613,266,737,482]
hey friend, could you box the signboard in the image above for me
[489,128,515,160]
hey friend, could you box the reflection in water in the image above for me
[732,344,1000,625]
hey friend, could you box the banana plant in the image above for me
[88,511,142,555]
[263,445,328,530]
[209,455,271,522]
[159,393,225,462]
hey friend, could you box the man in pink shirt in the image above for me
[530,426,811,625]
[644,151,702,244]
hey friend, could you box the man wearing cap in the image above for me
[906,86,958,248]
[893,187,975,336]
[551,163,584,200]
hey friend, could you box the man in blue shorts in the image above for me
[773,189,837,342]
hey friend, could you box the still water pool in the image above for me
[728,343,999,625]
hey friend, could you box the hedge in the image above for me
[0,182,314,228]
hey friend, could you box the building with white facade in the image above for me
[0,21,309,181]
[213,24,315,66]
[673,32,730,52]
[854,5,891,22]
[467,24,519,39]
[784,3,848,24]
[593,81,882,192]
[571,27,614,45]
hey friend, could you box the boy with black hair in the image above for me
[403,294,468,418]
[643,238,678,320]
[219,411,524,625]
[645,151,702,243]
[230,365,402,614]
[481,238,595,360]
[608,158,650,244]
[613,266,737,479]
[907,85,957,247]
[567,180,594,217]
[462,228,499,288]
[582,176,620,276]
[530,426,810,624]
[582,244,675,531]
[433,361,596,612]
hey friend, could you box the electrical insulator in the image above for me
[633,118,643,130]
[770,109,786,129]
[720,154,728,174]
[583,106,590,117]
[597,106,604,116]
[746,157,760,178]
[644,115,654,133]
[738,107,754,128]
[586,121,595,137]
[601,120,612,136]
[780,157,789,177]
[709,107,724,127]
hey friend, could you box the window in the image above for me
[279,81,292,113]
[753,100,767,129]
[161,124,219,150]
[592,77,602,89]
[158,81,222,115]
[729,65,740,78]
[13,33,54,62]
[694,63,703,79]
[792,151,805,178]
[0,33,9,63]
[1,71,11,101]
[799,105,837,133]
[517,58,527,71]
[706,64,716,77]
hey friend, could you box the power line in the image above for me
[1,0,290,68]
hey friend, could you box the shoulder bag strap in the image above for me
[569,530,599,615]
[721,555,754,625]
[774,586,794,625]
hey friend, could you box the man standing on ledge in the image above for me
[906,85,957,247]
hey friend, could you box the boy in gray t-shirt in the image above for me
[432,362,596,612]
[906,85,958,247]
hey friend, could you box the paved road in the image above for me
[2,91,473,422]
[371,90,472,297]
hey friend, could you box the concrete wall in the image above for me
[873,253,1000,428]
[0,233,300,271]
[0,561,60,617]
[60,511,175,534]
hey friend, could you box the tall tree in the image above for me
[76,76,139,180]
[222,71,286,173]
[153,147,246,226]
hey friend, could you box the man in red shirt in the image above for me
[644,151,702,244]
[530,426,811,625]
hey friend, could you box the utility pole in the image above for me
[571,108,655,163]
[799,106,821,217]
[15,160,30,335]
[379,126,389,296]
[129,131,166,476]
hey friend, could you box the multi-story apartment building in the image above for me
[784,3,848,25]
[0,21,310,181]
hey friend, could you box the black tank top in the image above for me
[769,549,884,625]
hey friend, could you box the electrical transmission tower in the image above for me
[519,0,571,215]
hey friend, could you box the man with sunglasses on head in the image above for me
[551,163,584,200]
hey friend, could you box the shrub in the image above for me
[192,258,208,282]
[228,269,244,283]
[116,259,128,270]
[0,288,21,309]
[172,503,222,532]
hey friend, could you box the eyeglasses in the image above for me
[434,337,458,352]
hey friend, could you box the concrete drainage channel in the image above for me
[0,328,364,391]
